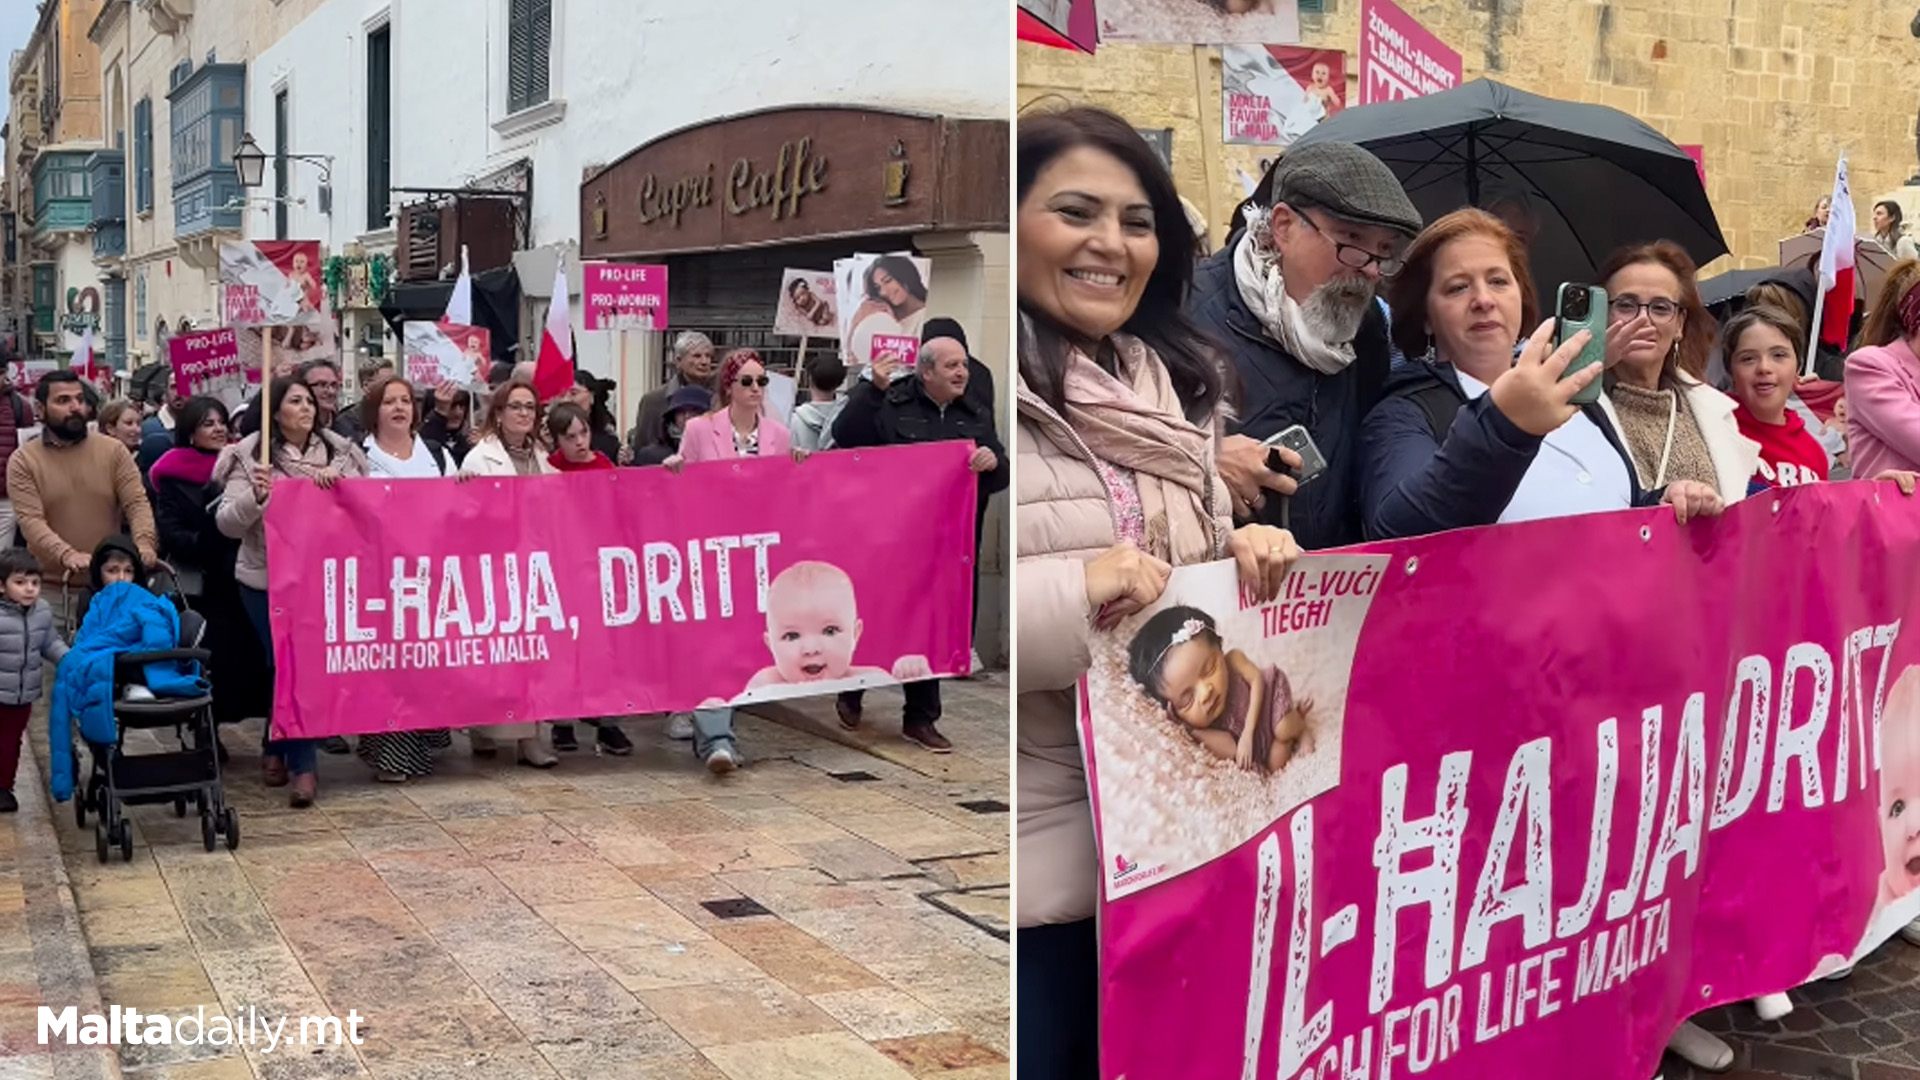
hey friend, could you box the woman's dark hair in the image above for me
[172,396,230,449]
[478,378,540,443]
[1862,257,1920,349]
[804,352,846,394]
[1126,605,1221,704]
[1017,106,1226,424]
[545,400,592,444]
[267,375,335,471]
[864,255,928,311]
[1877,200,1906,239]
[358,373,419,436]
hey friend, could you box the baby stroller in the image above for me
[71,572,237,861]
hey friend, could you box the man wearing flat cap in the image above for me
[1189,142,1422,550]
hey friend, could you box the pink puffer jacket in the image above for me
[1016,338,1232,929]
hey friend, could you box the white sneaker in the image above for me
[1666,1020,1733,1072]
[666,713,695,740]
[1753,992,1792,1021]
[1902,916,1920,948]
[705,746,737,775]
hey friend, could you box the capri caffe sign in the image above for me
[581,105,1009,259]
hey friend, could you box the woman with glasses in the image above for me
[1596,242,1760,507]
[667,349,805,468]
[664,348,806,775]
[457,377,560,769]
[1360,210,1726,540]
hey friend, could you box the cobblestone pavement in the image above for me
[1664,940,1920,1080]
[0,676,1009,1080]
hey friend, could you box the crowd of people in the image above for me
[1014,105,1920,1079]
[0,314,1004,816]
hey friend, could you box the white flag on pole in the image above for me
[444,244,473,325]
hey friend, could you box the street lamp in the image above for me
[232,133,267,188]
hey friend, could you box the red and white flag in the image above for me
[72,326,96,382]
[1816,154,1856,351]
[532,262,575,403]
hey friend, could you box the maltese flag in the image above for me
[532,261,575,403]
[443,244,472,325]
[72,326,96,381]
[1816,154,1856,351]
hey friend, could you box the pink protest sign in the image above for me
[582,262,669,331]
[167,328,247,405]
[1083,482,1920,1080]
[1360,0,1462,105]
[262,442,976,737]
[871,334,919,367]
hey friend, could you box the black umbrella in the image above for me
[1272,79,1726,294]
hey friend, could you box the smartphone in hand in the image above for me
[1555,283,1608,406]
[1262,425,1327,486]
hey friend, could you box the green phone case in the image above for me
[1556,283,1607,406]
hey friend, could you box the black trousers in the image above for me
[1018,919,1099,1080]
[839,679,942,727]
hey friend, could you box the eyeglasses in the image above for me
[1291,208,1406,275]
[502,402,538,414]
[306,378,340,390]
[737,375,770,388]
[1609,297,1681,324]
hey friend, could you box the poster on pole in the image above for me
[1083,483,1920,1080]
[774,269,840,337]
[835,254,933,364]
[1223,45,1348,146]
[168,328,248,407]
[1097,0,1298,44]
[234,319,340,383]
[581,262,669,331]
[220,240,325,327]
[1359,0,1461,105]
[403,322,489,389]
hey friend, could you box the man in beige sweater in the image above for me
[7,371,158,636]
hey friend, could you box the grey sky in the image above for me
[0,2,38,120]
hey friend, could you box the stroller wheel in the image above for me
[75,792,87,828]
[220,808,239,850]
[94,821,109,863]
[200,813,217,852]
[116,821,133,862]
[174,797,188,818]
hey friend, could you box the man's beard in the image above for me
[1299,275,1375,344]
[49,415,88,443]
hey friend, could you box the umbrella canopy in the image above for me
[1277,79,1726,295]
[1778,230,1898,306]
[1018,0,1096,53]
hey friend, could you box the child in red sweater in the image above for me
[1722,306,1829,492]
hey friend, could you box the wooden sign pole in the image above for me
[258,330,274,467]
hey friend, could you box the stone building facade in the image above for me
[1019,0,1920,271]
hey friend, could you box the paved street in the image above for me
[0,678,1009,1080]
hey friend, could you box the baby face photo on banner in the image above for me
[1082,555,1386,899]
[774,269,839,337]
[1221,45,1347,146]
[837,253,932,364]
[403,322,488,389]
[235,313,339,378]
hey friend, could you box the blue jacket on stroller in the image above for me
[49,580,208,802]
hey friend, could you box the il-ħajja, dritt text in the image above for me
[317,534,782,674]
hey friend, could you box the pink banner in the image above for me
[167,328,244,402]
[1083,482,1920,1080]
[1360,0,1462,106]
[263,443,976,738]
[582,262,669,331]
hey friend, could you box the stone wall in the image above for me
[1019,0,1920,271]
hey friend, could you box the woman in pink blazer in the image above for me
[667,348,805,467]
[1848,261,1920,483]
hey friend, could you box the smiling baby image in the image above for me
[1879,666,1920,908]
[717,562,929,702]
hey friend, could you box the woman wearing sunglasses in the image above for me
[664,346,808,775]
[667,348,808,468]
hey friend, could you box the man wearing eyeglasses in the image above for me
[1188,142,1422,551]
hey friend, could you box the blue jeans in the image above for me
[239,585,316,777]
[690,707,737,761]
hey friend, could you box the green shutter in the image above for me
[507,0,551,114]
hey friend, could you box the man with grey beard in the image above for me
[1189,143,1421,550]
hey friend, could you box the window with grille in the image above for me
[506,0,552,115]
